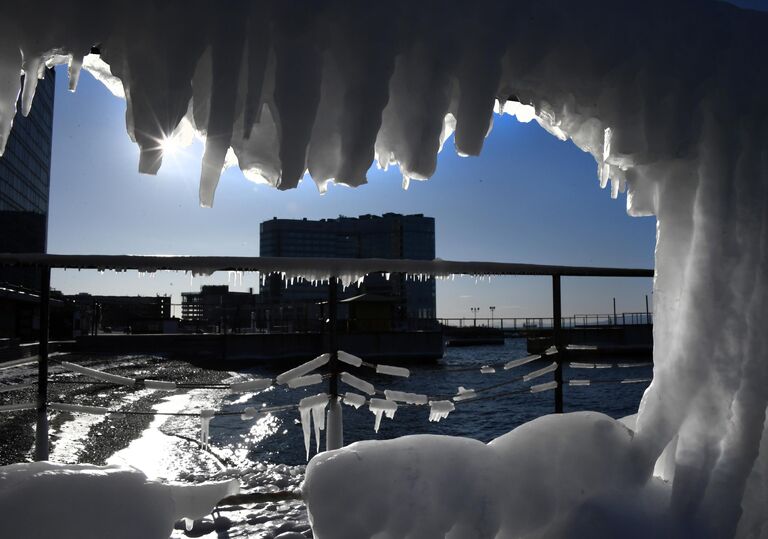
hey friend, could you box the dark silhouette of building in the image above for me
[66,293,172,335]
[181,285,256,332]
[0,70,55,339]
[259,213,436,330]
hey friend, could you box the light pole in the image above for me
[471,307,480,327]
[489,306,496,327]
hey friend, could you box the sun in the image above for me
[160,136,180,155]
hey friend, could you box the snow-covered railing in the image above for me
[0,253,652,461]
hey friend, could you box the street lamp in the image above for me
[471,307,480,327]
[489,306,496,327]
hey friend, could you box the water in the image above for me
[210,338,651,466]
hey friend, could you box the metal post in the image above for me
[326,277,343,451]
[645,294,651,324]
[552,275,563,414]
[612,297,617,325]
[35,267,51,461]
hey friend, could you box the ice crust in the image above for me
[1,1,767,536]
[0,462,238,539]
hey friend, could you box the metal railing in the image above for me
[0,253,653,461]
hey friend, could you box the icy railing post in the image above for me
[35,266,51,461]
[326,276,343,451]
[552,274,563,414]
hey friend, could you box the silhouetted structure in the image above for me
[181,285,256,332]
[259,214,436,331]
[0,70,55,339]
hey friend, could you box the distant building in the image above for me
[67,293,171,335]
[0,70,55,338]
[181,285,256,332]
[259,213,436,330]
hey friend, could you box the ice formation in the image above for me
[0,462,238,539]
[276,354,329,385]
[375,364,410,378]
[199,409,214,450]
[368,398,398,433]
[337,350,363,368]
[62,361,136,386]
[383,389,429,406]
[342,392,366,409]
[428,400,455,423]
[522,361,558,382]
[298,394,329,460]
[1,0,767,536]
[287,373,323,389]
[340,371,375,395]
[503,354,541,370]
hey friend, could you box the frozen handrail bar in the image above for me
[0,253,654,278]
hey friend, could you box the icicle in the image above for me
[504,354,541,370]
[288,373,323,389]
[144,380,177,391]
[61,361,136,386]
[454,387,476,402]
[340,372,375,395]
[530,381,558,393]
[312,400,326,453]
[428,400,455,422]
[229,378,272,393]
[523,362,558,382]
[338,350,363,368]
[384,390,428,405]
[200,409,215,450]
[375,364,410,378]
[343,392,366,409]
[480,365,496,374]
[276,353,330,385]
[569,379,591,386]
[298,394,329,460]
[369,398,397,432]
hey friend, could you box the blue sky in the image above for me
[48,67,657,319]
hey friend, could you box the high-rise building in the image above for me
[0,69,55,339]
[259,213,436,329]
[0,69,55,289]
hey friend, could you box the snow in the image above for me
[304,412,669,539]
[0,462,238,539]
[0,0,766,536]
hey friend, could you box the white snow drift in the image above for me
[0,0,767,537]
[0,462,238,539]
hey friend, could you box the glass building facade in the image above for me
[260,213,436,325]
[0,69,55,290]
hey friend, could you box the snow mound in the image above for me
[0,462,239,539]
[304,412,676,539]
